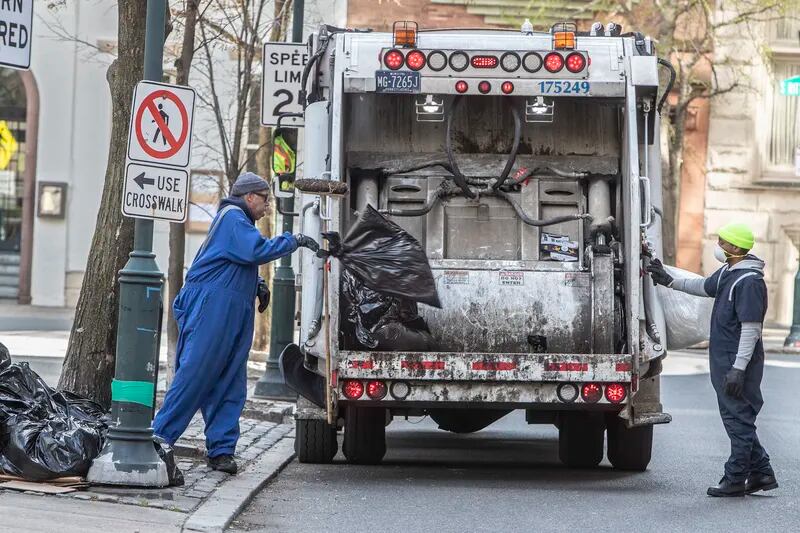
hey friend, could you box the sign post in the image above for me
[87,0,185,488]
[254,0,306,400]
[781,83,800,349]
[0,0,33,70]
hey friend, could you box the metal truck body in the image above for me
[282,21,672,469]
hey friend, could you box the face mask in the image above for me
[714,245,728,263]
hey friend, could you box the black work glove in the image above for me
[257,278,271,313]
[646,258,674,287]
[320,231,342,257]
[294,233,320,252]
[724,367,745,398]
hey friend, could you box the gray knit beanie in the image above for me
[230,172,269,196]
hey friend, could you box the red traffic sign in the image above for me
[127,81,195,168]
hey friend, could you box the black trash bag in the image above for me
[155,441,184,487]
[0,342,9,370]
[342,270,434,351]
[327,205,441,308]
[0,361,107,481]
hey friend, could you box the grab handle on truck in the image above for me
[639,175,652,228]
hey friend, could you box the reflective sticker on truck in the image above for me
[443,270,470,285]
[499,271,524,286]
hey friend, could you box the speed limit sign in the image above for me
[262,42,308,127]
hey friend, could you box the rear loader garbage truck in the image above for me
[275,20,682,471]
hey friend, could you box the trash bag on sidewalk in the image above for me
[0,342,9,370]
[155,441,184,487]
[326,205,441,308]
[0,359,108,481]
[342,270,434,351]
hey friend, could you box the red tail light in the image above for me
[366,380,387,400]
[565,52,586,73]
[501,81,514,94]
[405,49,426,71]
[605,383,627,404]
[581,383,602,403]
[384,49,404,70]
[544,52,564,73]
[478,81,491,94]
[455,80,469,93]
[471,55,498,68]
[343,379,364,399]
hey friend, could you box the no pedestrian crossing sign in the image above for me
[0,0,34,70]
[261,42,308,127]
[123,80,196,222]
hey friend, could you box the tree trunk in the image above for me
[58,0,149,408]
[167,0,200,385]
[661,78,689,266]
[252,125,274,351]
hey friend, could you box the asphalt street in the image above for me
[230,352,800,533]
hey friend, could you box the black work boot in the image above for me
[207,454,238,475]
[707,477,745,497]
[745,473,778,494]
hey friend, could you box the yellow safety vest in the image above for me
[273,134,296,175]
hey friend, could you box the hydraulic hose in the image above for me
[511,166,588,184]
[494,188,592,227]
[445,96,476,198]
[657,58,676,115]
[492,102,522,191]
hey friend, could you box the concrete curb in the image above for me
[182,436,295,533]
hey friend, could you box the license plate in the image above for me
[375,70,420,93]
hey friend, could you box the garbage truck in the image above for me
[274,20,681,471]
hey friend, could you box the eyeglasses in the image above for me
[252,192,269,201]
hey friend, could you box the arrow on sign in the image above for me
[133,171,155,189]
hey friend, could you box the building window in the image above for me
[767,60,800,171]
[188,170,224,233]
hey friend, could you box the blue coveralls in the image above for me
[153,197,297,458]
[703,259,774,483]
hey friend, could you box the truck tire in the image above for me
[343,406,386,465]
[295,419,338,464]
[558,412,605,468]
[606,415,653,471]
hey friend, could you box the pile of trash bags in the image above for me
[328,206,439,351]
[0,342,182,485]
[0,342,106,481]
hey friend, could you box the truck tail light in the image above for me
[500,52,521,72]
[581,383,602,403]
[565,52,586,73]
[471,55,498,68]
[478,81,491,94]
[557,383,579,403]
[390,381,411,400]
[455,80,469,93]
[522,52,543,73]
[605,383,627,404]
[427,50,447,71]
[544,53,563,73]
[384,49,405,70]
[343,379,364,399]
[501,81,514,94]
[449,51,469,72]
[405,49,426,71]
[366,380,387,400]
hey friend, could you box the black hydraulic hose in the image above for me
[492,102,522,191]
[299,35,332,108]
[511,166,588,184]
[494,189,592,227]
[657,58,676,115]
[445,96,476,198]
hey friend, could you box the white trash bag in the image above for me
[657,265,713,350]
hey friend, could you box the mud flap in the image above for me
[279,343,326,408]
[619,374,672,428]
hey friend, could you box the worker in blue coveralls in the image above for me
[153,172,320,475]
[648,222,777,497]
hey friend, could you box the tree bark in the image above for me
[167,0,200,385]
[58,0,150,408]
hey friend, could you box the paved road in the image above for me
[231,352,800,532]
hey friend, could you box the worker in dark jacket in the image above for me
[153,173,319,475]
[648,222,777,497]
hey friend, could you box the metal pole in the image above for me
[255,0,304,400]
[784,257,800,348]
[87,0,168,487]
